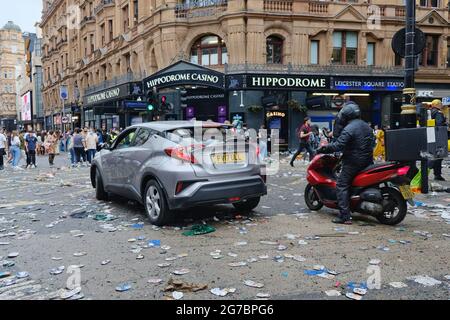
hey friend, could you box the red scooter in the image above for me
[305,154,416,225]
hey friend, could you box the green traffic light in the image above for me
[148,104,154,111]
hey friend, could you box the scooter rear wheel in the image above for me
[305,184,323,211]
[376,187,407,225]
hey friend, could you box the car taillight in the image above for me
[397,166,410,176]
[256,146,260,157]
[165,144,204,164]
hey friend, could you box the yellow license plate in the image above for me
[211,153,246,164]
[399,185,415,200]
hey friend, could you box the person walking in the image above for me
[0,128,7,171]
[85,128,98,164]
[10,130,23,171]
[72,128,86,166]
[25,130,38,168]
[67,131,76,167]
[373,125,385,161]
[258,124,268,162]
[44,131,57,167]
[430,99,447,181]
[290,117,315,167]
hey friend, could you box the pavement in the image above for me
[0,153,449,300]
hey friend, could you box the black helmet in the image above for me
[339,101,361,122]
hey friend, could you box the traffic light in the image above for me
[180,89,188,109]
[146,89,156,113]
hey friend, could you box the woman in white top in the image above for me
[10,130,22,170]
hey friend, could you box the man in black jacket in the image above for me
[317,103,375,224]
[430,99,447,181]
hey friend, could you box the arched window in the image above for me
[266,36,283,64]
[190,35,228,66]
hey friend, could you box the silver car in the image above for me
[91,121,267,226]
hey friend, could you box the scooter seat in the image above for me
[361,162,397,173]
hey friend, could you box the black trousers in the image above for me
[48,154,55,165]
[430,159,443,177]
[74,147,84,163]
[291,142,315,163]
[28,150,36,166]
[336,162,372,219]
[0,148,4,168]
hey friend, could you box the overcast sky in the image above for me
[1,0,43,33]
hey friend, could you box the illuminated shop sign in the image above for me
[331,77,404,91]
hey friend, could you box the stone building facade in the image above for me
[40,0,450,147]
[0,21,25,129]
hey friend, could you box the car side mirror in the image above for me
[102,143,112,151]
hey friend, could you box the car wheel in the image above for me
[95,169,109,201]
[233,197,261,213]
[144,180,172,226]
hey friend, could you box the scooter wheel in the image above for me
[305,184,323,211]
[376,187,407,225]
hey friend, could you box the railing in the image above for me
[84,71,147,95]
[94,0,115,16]
[264,0,293,12]
[367,5,385,17]
[80,16,95,27]
[308,1,328,14]
[175,0,228,19]
[225,63,405,76]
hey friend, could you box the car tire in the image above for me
[144,180,172,226]
[233,197,261,212]
[95,169,109,201]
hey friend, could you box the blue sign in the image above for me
[123,101,148,110]
[331,77,404,91]
[442,97,450,106]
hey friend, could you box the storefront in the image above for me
[225,73,404,150]
[82,82,143,131]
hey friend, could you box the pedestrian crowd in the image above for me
[0,127,120,171]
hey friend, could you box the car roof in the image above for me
[131,121,229,132]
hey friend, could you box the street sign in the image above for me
[391,27,426,58]
[60,85,69,100]
[443,97,450,106]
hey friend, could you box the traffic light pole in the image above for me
[401,1,428,193]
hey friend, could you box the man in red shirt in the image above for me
[290,117,315,167]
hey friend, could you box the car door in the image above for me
[104,128,138,195]
[120,127,153,199]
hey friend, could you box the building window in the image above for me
[447,45,450,68]
[266,36,283,64]
[100,23,105,46]
[367,42,375,66]
[133,0,139,25]
[190,35,227,66]
[310,40,319,65]
[90,34,95,54]
[332,31,358,65]
[420,35,439,67]
[108,20,114,42]
[419,0,440,7]
[122,5,129,32]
